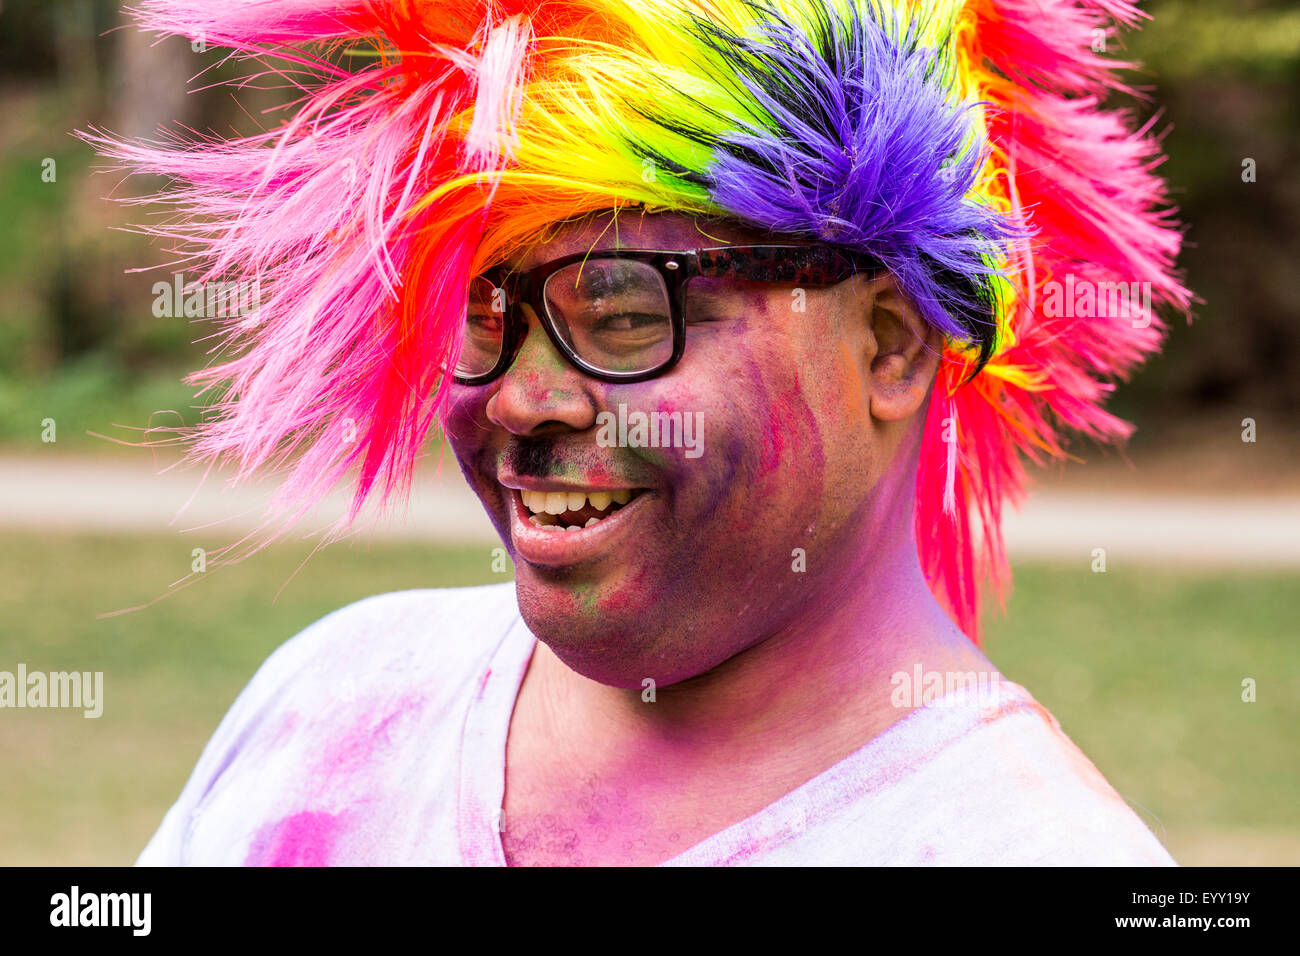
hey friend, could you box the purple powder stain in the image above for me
[311,690,428,780]
[245,810,346,867]
[268,710,300,750]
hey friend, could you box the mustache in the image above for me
[506,436,560,478]
[504,436,644,483]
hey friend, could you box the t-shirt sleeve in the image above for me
[134,582,522,866]
[134,596,384,866]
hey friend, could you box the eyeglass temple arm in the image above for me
[694,246,885,284]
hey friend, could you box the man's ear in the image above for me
[857,273,944,423]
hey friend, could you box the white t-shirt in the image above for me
[137,582,1176,866]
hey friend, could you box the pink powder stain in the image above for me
[760,414,783,474]
[245,810,346,867]
[598,572,645,615]
[760,386,822,477]
[581,456,620,488]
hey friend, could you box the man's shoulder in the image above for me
[733,679,1177,867]
[263,580,523,685]
[197,580,526,793]
[136,581,528,865]
[664,678,1177,868]
[892,681,1178,865]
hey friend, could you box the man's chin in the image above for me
[513,568,632,625]
[512,577,658,683]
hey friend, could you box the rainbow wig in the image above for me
[84,0,1190,640]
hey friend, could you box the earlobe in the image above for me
[865,276,943,423]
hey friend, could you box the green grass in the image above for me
[1,531,1295,864]
[0,358,209,450]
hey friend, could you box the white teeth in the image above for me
[517,487,638,518]
[584,516,600,528]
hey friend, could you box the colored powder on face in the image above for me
[761,387,824,479]
[573,581,602,618]
[760,413,783,474]
[596,563,654,615]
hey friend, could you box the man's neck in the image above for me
[500,500,1002,865]
[521,533,997,781]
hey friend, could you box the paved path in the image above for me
[0,454,496,544]
[997,491,1300,566]
[2,455,1299,565]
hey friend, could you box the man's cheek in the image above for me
[442,388,499,464]
[660,428,755,555]
[441,386,487,444]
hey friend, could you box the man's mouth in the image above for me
[518,488,643,531]
[503,482,654,568]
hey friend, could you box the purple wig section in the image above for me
[644,0,1021,353]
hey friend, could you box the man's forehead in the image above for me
[507,209,778,272]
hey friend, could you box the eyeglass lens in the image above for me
[543,260,673,375]
[458,275,507,378]
[455,259,674,379]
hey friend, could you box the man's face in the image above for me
[443,210,927,687]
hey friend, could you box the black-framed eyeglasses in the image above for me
[454,244,885,385]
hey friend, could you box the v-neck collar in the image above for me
[457,615,536,865]
[457,609,1034,866]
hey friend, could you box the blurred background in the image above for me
[0,0,1297,865]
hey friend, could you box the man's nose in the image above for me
[485,304,599,436]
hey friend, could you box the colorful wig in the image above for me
[83,0,1190,640]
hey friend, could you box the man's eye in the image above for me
[684,300,724,324]
[467,311,503,335]
[590,312,665,333]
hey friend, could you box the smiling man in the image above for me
[94,0,1189,866]
[443,209,1025,865]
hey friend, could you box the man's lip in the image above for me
[498,477,648,494]
[506,485,653,567]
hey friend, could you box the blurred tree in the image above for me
[112,10,197,142]
[1108,0,1300,437]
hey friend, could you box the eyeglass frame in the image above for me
[453,244,887,386]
